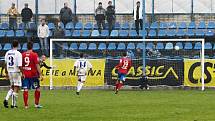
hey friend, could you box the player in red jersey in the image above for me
[115,52,132,94]
[22,41,43,109]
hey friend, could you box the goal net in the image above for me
[46,39,205,90]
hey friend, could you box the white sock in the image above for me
[12,92,18,106]
[5,89,13,101]
[77,82,84,92]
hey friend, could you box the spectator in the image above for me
[53,19,64,38]
[7,3,19,30]
[134,1,143,34]
[21,3,33,29]
[95,2,106,33]
[37,19,49,56]
[106,1,115,34]
[60,2,73,26]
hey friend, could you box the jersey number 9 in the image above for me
[24,57,30,66]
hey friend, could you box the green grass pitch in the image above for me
[0,89,215,121]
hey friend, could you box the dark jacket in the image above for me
[21,8,33,22]
[106,5,115,22]
[95,6,106,21]
[60,7,73,22]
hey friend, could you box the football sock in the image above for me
[35,90,40,105]
[12,92,18,106]
[115,82,119,90]
[77,82,84,92]
[118,83,123,90]
[23,90,28,106]
[5,89,13,101]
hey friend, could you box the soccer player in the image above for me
[74,53,92,95]
[22,41,43,109]
[3,40,23,108]
[115,52,132,94]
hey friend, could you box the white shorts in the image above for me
[78,75,87,82]
[8,72,22,87]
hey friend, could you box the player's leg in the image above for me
[33,78,42,108]
[115,74,125,94]
[3,72,14,108]
[22,78,29,108]
[76,76,86,95]
[11,73,21,108]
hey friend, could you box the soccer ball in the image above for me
[174,46,180,50]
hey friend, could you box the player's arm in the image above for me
[115,59,123,69]
[35,54,43,80]
[36,64,42,80]
[4,53,9,79]
[17,53,24,78]
[87,61,93,73]
[73,61,78,73]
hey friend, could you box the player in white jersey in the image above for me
[74,53,92,95]
[3,40,23,108]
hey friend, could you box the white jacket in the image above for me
[37,24,49,38]
[134,6,143,20]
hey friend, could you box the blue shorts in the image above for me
[118,73,126,81]
[22,78,40,89]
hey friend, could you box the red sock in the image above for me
[115,82,119,90]
[118,83,123,89]
[35,90,40,105]
[23,91,28,106]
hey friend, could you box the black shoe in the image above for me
[3,100,9,108]
[11,105,18,108]
[115,90,118,94]
[139,85,144,90]
[76,92,80,95]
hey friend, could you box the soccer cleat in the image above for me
[35,104,43,108]
[115,89,119,94]
[25,106,29,109]
[11,105,18,108]
[76,92,80,95]
[3,100,9,108]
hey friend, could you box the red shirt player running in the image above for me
[115,52,132,94]
[22,41,43,109]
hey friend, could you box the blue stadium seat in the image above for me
[15,30,25,37]
[82,30,91,37]
[117,43,126,50]
[165,42,173,50]
[195,29,205,37]
[100,30,109,37]
[159,22,168,29]
[64,30,72,37]
[0,44,2,50]
[79,43,87,50]
[175,42,183,49]
[188,21,196,29]
[18,23,25,30]
[166,30,176,37]
[129,30,138,37]
[6,30,15,37]
[205,29,214,37]
[131,23,136,30]
[205,42,212,50]
[33,43,40,50]
[65,22,74,30]
[25,31,33,37]
[156,42,164,50]
[197,21,206,29]
[148,30,156,37]
[3,43,12,51]
[108,43,116,50]
[207,21,215,29]
[49,31,53,37]
[139,30,147,37]
[146,43,154,49]
[121,23,130,30]
[91,30,100,37]
[110,30,119,37]
[119,30,128,37]
[168,22,177,29]
[186,29,195,37]
[29,22,36,30]
[94,24,98,30]
[194,42,202,50]
[145,22,150,29]
[88,43,97,50]
[48,23,55,30]
[105,23,109,30]
[59,22,65,29]
[176,29,186,36]
[0,23,9,30]
[75,22,83,30]
[62,43,69,50]
[98,43,106,50]
[158,30,166,37]
[17,44,21,50]
[72,30,81,37]
[178,22,187,29]
[69,43,78,50]
[136,43,144,49]
[184,42,193,50]
[114,22,120,30]
[150,22,158,29]
[127,43,135,50]
[0,30,5,38]
[84,23,93,30]
[22,43,27,51]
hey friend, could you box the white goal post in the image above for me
[49,38,205,91]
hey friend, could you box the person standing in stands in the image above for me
[60,2,73,26]
[133,1,143,34]
[95,2,106,33]
[8,3,19,30]
[106,1,115,34]
[37,19,49,56]
[21,3,33,29]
